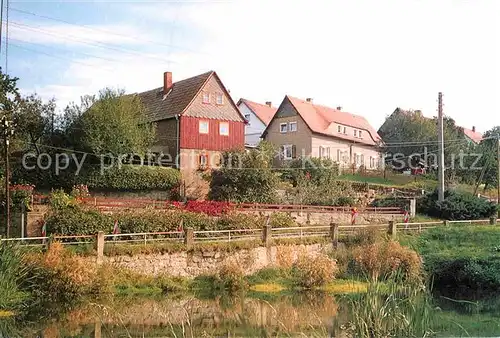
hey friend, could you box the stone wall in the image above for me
[243,210,402,225]
[100,243,330,278]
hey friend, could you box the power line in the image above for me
[5,0,8,73]
[9,42,115,71]
[10,21,178,65]
[9,38,124,63]
[10,7,209,56]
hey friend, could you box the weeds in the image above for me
[291,254,338,289]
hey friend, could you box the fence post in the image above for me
[443,220,450,227]
[409,198,416,218]
[46,236,53,250]
[388,221,396,239]
[490,217,497,225]
[306,212,311,225]
[262,224,272,246]
[330,222,339,249]
[184,228,194,247]
[96,231,105,265]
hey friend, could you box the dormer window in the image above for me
[343,127,347,134]
[359,131,363,138]
[216,93,224,105]
[354,130,357,137]
[202,92,210,104]
[338,125,342,133]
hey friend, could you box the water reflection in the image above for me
[3,292,500,337]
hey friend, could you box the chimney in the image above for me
[265,101,272,107]
[306,98,313,103]
[163,71,172,94]
[336,106,342,111]
[472,126,476,132]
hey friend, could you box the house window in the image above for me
[219,122,229,136]
[369,156,376,169]
[319,146,330,159]
[202,92,210,104]
[338,125,342,133]
[244,114,251,122]
[343,127,347,134]
[280,123,288,133]
[359,131,363,138]
[199,120,209,134]
[216,93,224,105]
[289,122,297,132]
[354,130,357,137]
[199,153,208,169]
[281,144,295,160]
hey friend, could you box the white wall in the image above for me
[239,102,267,147]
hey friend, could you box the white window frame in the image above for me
[319,146,330,159]
[354,130,357,137]
[216,93,224,105]
[338,125,342,133]
[343,126,347,134]
[202,92,210,104]
[289,121,297,132]
[199,120,209,134]
[280,123,288,133]
[283,144,293,160]
[359,130,363,138]
[219,122,229,136]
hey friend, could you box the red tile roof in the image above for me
[238,99,277,126]
[462,127,483,144]
[286,96,382,146]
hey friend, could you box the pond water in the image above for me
[2,292,500,337]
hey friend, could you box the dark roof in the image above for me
[136,71,213,122]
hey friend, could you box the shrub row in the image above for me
[13,164,180,192]
[83,165,180,191]
[418,189,497,220]
[45,205,298,235]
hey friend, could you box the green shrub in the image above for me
[335,196,356,206]
[83,165,180,191]
[281,157,340,187]
[370,197,410,209]
[216,212,263,230]
[45,205,112,235]
[418,189,497,220]
[0,244,30,312]
[292,254,338,288]
[270,212,297,228]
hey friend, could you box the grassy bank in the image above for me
[403,226,500,294]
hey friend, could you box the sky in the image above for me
[3,0,500,132]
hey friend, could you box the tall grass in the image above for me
[344,278,434,338]
[0,243,30,312]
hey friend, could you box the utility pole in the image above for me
[2,115,14,238]
[437,92,445,202]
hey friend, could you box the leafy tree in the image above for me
[379,108,471,185]
[14,94,56,155]
[477,126,500,190]
[67,88,155,156]
[208,142,279,203]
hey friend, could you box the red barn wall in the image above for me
[179,116,244,151]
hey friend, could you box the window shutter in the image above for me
[279,145,284,160]
[292,145,297,159]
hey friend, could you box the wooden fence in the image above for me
[2,218,498,249]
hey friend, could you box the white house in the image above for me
[237,99,277,147]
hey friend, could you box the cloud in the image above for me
[18,0,500,132]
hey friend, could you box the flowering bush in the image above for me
[70,184,90,199]
[168,200,234,216]
[9,184,35,211]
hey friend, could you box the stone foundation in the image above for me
[100,243,330,278]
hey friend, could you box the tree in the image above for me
[379,108,470,184]
[208,141,279,203]
[68,88,155,157]
[477,126,500,190]
[14,94,56,155]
